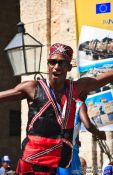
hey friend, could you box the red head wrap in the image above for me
[48,43,73,62]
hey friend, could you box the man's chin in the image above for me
[49,75,64,84]
[52,76,62,83]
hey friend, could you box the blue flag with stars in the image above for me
[96,3,111,14]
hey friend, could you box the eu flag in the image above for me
[96,3,111,14]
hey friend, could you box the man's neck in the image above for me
[49,80,66,103]
[49,80,65,93]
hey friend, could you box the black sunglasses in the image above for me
[47,59,69,67]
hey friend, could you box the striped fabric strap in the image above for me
[39,80,64,127]
[63,80,73,129]
[28,80,63,131]
[24,142,63,162]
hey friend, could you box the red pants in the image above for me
[16,159,56,175]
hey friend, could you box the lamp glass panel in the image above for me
[7,48,25,75]
[25,46,41,72]
[35,47,42,72]
[24,34,41,46]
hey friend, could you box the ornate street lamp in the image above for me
[4,22,43,76]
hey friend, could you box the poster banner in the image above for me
[75,0,113,40]
[78,25,113,131]
[75,0,113,131]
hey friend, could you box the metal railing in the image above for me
[92,118,113,161]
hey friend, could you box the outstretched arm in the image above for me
[0,80,36,102]
[79,103,106,140]
[75,71,113,99]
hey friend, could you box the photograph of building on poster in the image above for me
[78,25,113,68]
[85,90,113,130]
[81,90,113,131]
[78,26,113,130]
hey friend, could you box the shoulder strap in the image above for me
[63,80,74,128]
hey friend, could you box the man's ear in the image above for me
[68,64,72,71]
